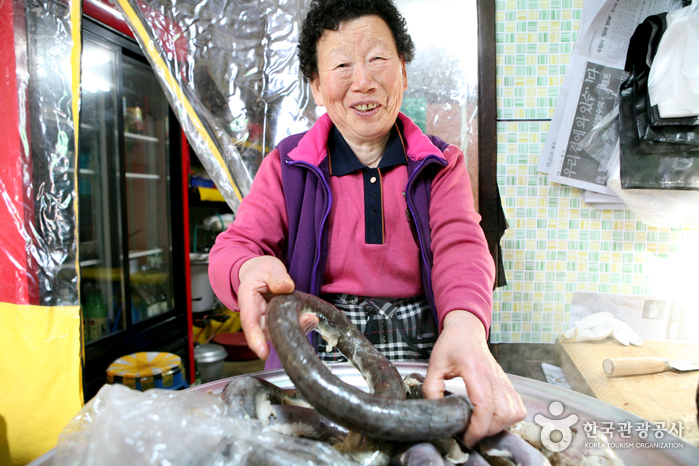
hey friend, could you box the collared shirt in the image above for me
[327,121,407,244]
[322,120,424,298]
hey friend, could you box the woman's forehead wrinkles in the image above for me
[320,34,395,61]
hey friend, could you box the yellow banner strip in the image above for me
[69,0,85,403]
[0,303,82,464]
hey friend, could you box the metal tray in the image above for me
[30,362,699,465]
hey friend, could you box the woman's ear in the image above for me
[402,59,408,91]
[310,75,325,107]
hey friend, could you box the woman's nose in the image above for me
[351,63,376,92]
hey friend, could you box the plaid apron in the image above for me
[316,294,437,363]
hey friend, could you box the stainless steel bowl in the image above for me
[191,362,699,465]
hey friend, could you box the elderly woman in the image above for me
[209,0,525,447]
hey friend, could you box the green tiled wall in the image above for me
[491,1,699,343]
[496,0,583,120]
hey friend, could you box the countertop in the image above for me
[556,338,699,446]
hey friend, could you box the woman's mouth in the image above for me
[352,103,379,113]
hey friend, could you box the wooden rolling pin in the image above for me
[603,357,699,377]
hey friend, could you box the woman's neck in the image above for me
[343,132,391,168]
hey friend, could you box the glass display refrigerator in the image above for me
[79,17,189,401]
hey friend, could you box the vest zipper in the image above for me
[286,159,332,295]
[405,155,448,318]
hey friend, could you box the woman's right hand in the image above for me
[237,256,295,359]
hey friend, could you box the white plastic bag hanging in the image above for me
[607,156,699,227]
[648,1,699,118]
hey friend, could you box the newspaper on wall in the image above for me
[567,291,699,341]
[538,0,604,173]
[540,0,686,195]
[581,189,626,210]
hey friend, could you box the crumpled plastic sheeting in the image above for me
[53,384,356,466]
[18,0,79,305]
[114,0,316,213]
[113,0,479,212]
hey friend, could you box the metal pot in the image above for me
[193,343,227,383]
[190,262,215,313]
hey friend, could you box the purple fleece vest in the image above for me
[263,132,449,370]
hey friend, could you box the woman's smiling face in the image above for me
[310,15,408,149]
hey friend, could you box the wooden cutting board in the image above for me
[555,338,699,446]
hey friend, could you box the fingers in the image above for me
[423,353,523,448]
[424,354,506,447]
[268,274,295,295]
[462,361,527,447]
[241,256,295,296]
[422,360,447,399]
[462,375,495,447]
[425,311,527,448]
[238,282,270,359]
[298,313,320,334]
[237,256,295,360]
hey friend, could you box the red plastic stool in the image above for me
[213,332,258,361]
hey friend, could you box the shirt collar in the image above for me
[328,120,407,176]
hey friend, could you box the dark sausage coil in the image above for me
[266,291,473,442]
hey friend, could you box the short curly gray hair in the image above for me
[298,0,415,82]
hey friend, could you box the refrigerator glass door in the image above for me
[122,57,174,324]
[79,37,125,341]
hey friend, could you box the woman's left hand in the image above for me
[422,310,527,448]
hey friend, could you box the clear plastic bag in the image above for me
[53,384,356,466]
[608,157,699,227]
[648,0,699,118]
